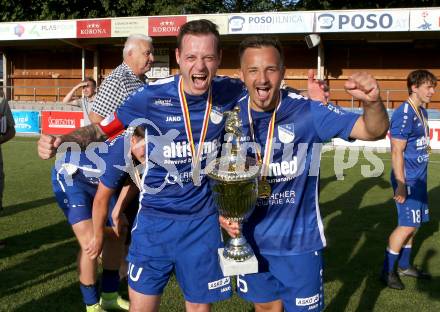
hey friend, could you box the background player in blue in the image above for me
[52,127,145,312]
[85,126,146,261]
[381,70,436,290]
[221,36,389,312]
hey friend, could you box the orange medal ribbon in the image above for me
[247,92,282,198]
[407,97,430,154]
[178,77,212,182]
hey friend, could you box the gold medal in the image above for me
[408,97,431,156]
[258,179,271,199]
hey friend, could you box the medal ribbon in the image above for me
[407,97,430,150]
[247,92,282,179]
[178,76,212,175]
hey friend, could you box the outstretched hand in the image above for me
[344,72,380,103]
[307,69,330,103]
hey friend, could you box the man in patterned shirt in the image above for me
[89,34,154,123]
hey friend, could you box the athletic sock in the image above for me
[80,283,99,306]
[101,269,120,293]
[398,245,412,270]
[383,248,399,273]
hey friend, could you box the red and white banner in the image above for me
[148,16,187,36]
[77,19,111,38]
[41,111,85,135]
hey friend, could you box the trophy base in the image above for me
[218,248,258,276]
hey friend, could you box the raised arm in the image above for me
[62,82,86,105]
[37,123,108,159]
[347,72,389,140]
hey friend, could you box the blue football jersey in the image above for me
[238,90,360,255]
[390,101,429,184]
[109,75,245,219]
[55,132,134,189]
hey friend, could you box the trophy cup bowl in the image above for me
[205,105,261,276]
[206,154,260,262]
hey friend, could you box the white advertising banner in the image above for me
[333,120,440,150]
[111,17,148,37]
[145,48,169,79]
[228,12,314,34]
[188,15,229,35]
[0,20,76,40]
[315,10,409,32]
[410,9,440,31]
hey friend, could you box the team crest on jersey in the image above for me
[278,123,295,144]
[210,106,223,125]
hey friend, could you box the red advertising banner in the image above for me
[41,111,85,135]
[148,16,187,36]
[77,19,111,38]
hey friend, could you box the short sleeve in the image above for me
[390,107,412,140]
[312,102,360,142]
[99,139,129,190]
[116,86,150,128]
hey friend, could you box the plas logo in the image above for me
[77,19,111,38]
[148,16,187,36]
[14,24,25,37]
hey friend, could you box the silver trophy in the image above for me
[206,106,261,276]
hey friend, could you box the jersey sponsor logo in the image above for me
[210,107,223,125]
[296,294,319,306]
[268,157,298,177]
[154,98,173,106]
[165,115,182,122]
[416,136,428,149]
[163,139,219,159]
[164,171,193,184]
[417,154,429,163]
[208,277,230,290]
[324,103,345,115]
[278,123,295,143]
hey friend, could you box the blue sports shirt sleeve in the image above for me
[99,136,130,190]
[98,85,150,137]
[116,86,150,128]
[390,106,412,140]
[312,101,360,142]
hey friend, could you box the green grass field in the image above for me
[1,137,440,311]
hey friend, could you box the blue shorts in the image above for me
[237,250,324,312]
[51,168,117,226]
[391,178,428,227]
[127,212,231,303]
